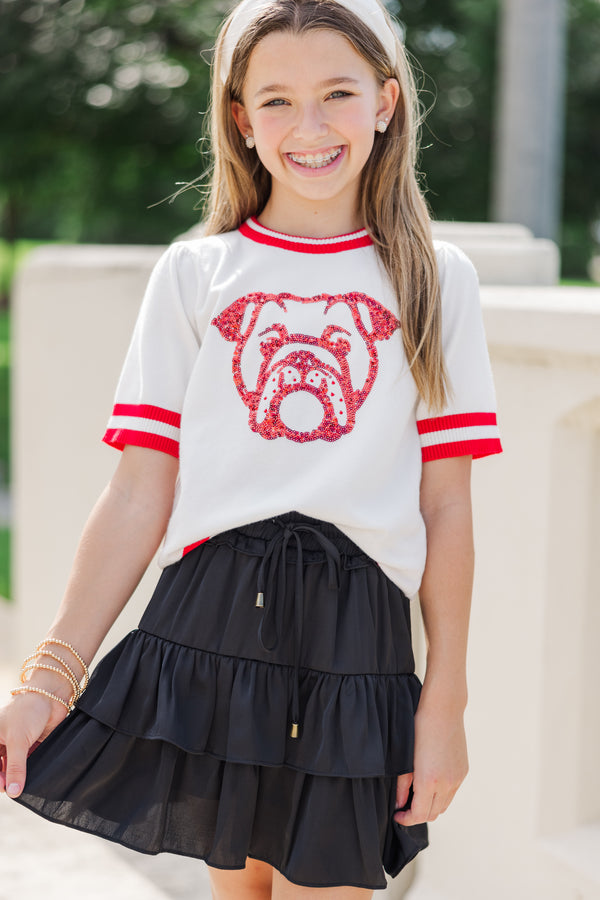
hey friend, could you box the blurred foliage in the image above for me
[561,0,600,276]
[0,0,220,247]
[0,0,599,276]
[0,528,9,600]
[394,0,500,224]
[0,239,45,300]
[0,308,9,487]
[395,0,600,278]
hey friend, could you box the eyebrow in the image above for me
[254,76,361,99]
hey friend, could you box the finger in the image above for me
[429,786,457,819]
[395,772,413,811]
[0,746,6,792]
[4,737,29,798]
[394,785,435,826]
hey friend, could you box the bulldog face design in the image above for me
[212,291,399,443]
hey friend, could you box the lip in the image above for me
[284,145,346,176]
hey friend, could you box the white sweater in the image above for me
[104,217,501,597]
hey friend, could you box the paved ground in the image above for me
[0,664,213,900]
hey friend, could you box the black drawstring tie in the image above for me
[255,519,341,739]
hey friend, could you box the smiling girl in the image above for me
[0,1,501,897]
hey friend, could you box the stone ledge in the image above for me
[22,244,164,270]
[432,222,560,286]
[481,286,600,359]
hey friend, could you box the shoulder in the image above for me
[165,228,242,267]
[432,240,484,338]
[433,240,481,317]
[433,239,479,290]
[147,230,243,293]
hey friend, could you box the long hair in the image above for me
[204,0,447,410]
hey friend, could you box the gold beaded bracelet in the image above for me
[20,663,80,704]
[11,685,72,712]
[22,650,82,696]
[16,638,90,714]
[37,639,90,691]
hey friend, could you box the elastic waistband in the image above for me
[210,511,372,566]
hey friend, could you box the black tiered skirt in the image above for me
[15,512,427,889]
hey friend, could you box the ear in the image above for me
[376,77,400,126]
[231,100,253,141]
[212,292,266,341]
[212,296,253,341]
[354,296,400,341]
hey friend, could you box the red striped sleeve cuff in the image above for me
[417,412,502,462]
[103,404,181,459]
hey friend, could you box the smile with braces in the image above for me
[287,147,343,168]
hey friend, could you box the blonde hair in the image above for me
[204,0,447,410]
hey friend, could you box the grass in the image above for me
[0,528,9,601]
[560,278,598,287]
[0,239,48,303]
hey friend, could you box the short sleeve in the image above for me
[103,243,201,459]
[416,243,502,462]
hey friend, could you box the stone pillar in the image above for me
[491,0,568,241]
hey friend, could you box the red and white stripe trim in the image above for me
[239,216,373,254]
[417,412,502,462]
[103,403,181,458]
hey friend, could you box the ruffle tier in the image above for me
[17,710,427,888]
[15,514,428,888]
[76,629,422,778]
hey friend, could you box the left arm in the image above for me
[394,455,473,825]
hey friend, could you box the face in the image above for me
[231,29,398,222]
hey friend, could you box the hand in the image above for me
[394,695,469,826]
[0,692,67,798]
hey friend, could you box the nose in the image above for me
[292,102,328,142]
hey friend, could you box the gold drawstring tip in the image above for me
[290,722,300,739]
[255,592,264,608]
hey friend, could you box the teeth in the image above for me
[288,148,342,168]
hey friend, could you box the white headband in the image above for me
[218,0,399,84]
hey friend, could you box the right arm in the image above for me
[0,444,178,798]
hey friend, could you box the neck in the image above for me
[258,190,363,238]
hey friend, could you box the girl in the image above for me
[0,0,502,896]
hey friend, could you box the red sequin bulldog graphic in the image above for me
[212,291,399,443]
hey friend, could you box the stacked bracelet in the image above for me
[20,663,80,701]
[22,651,80,689]
[11,637,90,713]
[10,685,72,712]
[36,639,90,692]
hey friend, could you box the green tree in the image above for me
[394,0,500,225]
[0,0,217,246]
[1,0,599,275]
[561,0,600,276]
[395,0,600,277]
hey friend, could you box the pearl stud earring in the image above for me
[245,134,255,149]
[375,119,388,133]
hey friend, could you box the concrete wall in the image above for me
[11,245,165,659]
[406,287,600,900]
[7,241,600,898]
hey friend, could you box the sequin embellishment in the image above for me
[212,291,399,443]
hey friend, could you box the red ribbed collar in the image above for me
[239,216,372,254]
